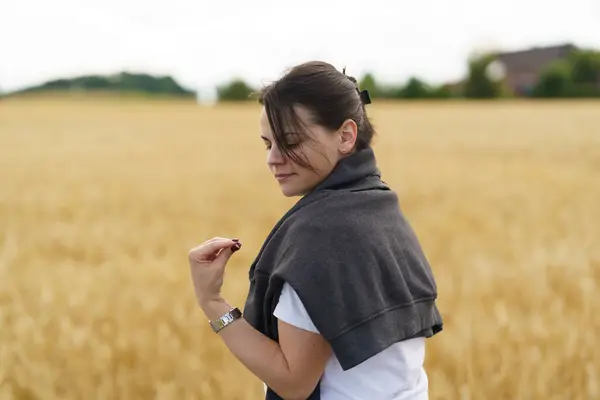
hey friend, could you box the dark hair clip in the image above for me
[359,89,372,105]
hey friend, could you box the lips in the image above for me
[275,173,295,181]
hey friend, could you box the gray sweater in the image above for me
[243,147,443,400]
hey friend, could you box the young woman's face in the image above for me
[260,105,351,197]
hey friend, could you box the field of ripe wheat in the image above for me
[1,95,599,400]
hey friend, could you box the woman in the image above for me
[188,61,443,400]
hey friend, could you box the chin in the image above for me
[278,183,305,197]
[280,187,300,197]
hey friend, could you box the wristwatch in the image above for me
[209,307,242,333]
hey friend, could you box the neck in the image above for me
[309,147,380,192]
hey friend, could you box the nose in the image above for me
[266,143,285,166]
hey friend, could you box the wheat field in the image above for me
[1,95,599,400]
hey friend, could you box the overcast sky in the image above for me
[1,0,599,96]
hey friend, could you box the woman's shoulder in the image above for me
[273,281,320,334]
[287,191,375,232]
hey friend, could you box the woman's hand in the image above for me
[188,237,241,308]
[188,237,331,399]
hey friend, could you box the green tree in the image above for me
[358,73,379,97]
[532,49,600,98]
[463,53,503,99]
[532,61,571,98]
[399,77,431,99]
[217,78,255,101]
[376,84,403,99]
[428,84,454,99]
[568,49,600,97]
[569,50,600,83]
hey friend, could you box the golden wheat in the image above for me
[1,95,599,400]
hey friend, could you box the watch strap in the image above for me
[210,307,242,333]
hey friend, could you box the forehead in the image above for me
[260,105,314,139]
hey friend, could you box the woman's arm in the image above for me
[202,298,332,400]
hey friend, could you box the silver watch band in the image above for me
[210,307,242,333]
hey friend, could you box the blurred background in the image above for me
[1,1,599,399]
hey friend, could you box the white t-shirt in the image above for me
[264,281,429,400]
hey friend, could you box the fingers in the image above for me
[188,237,240,259]
[215,241,241,265]
[205,236,238,244]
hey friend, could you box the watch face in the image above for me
[211,308,242,333]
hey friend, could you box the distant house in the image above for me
[493,43,578,96]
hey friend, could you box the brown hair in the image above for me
[257,61,375,170]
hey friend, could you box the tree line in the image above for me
[217,48,600,101]
[1,72,196,99]
[1,47,598,101]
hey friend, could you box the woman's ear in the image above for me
[338,119,358,153]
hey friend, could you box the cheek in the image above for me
[312,140,338,161]
[322,143,341,167]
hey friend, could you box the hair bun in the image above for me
[342,67,358,85]
[342,67,371,105]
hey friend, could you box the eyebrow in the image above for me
[261,132,299,140]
